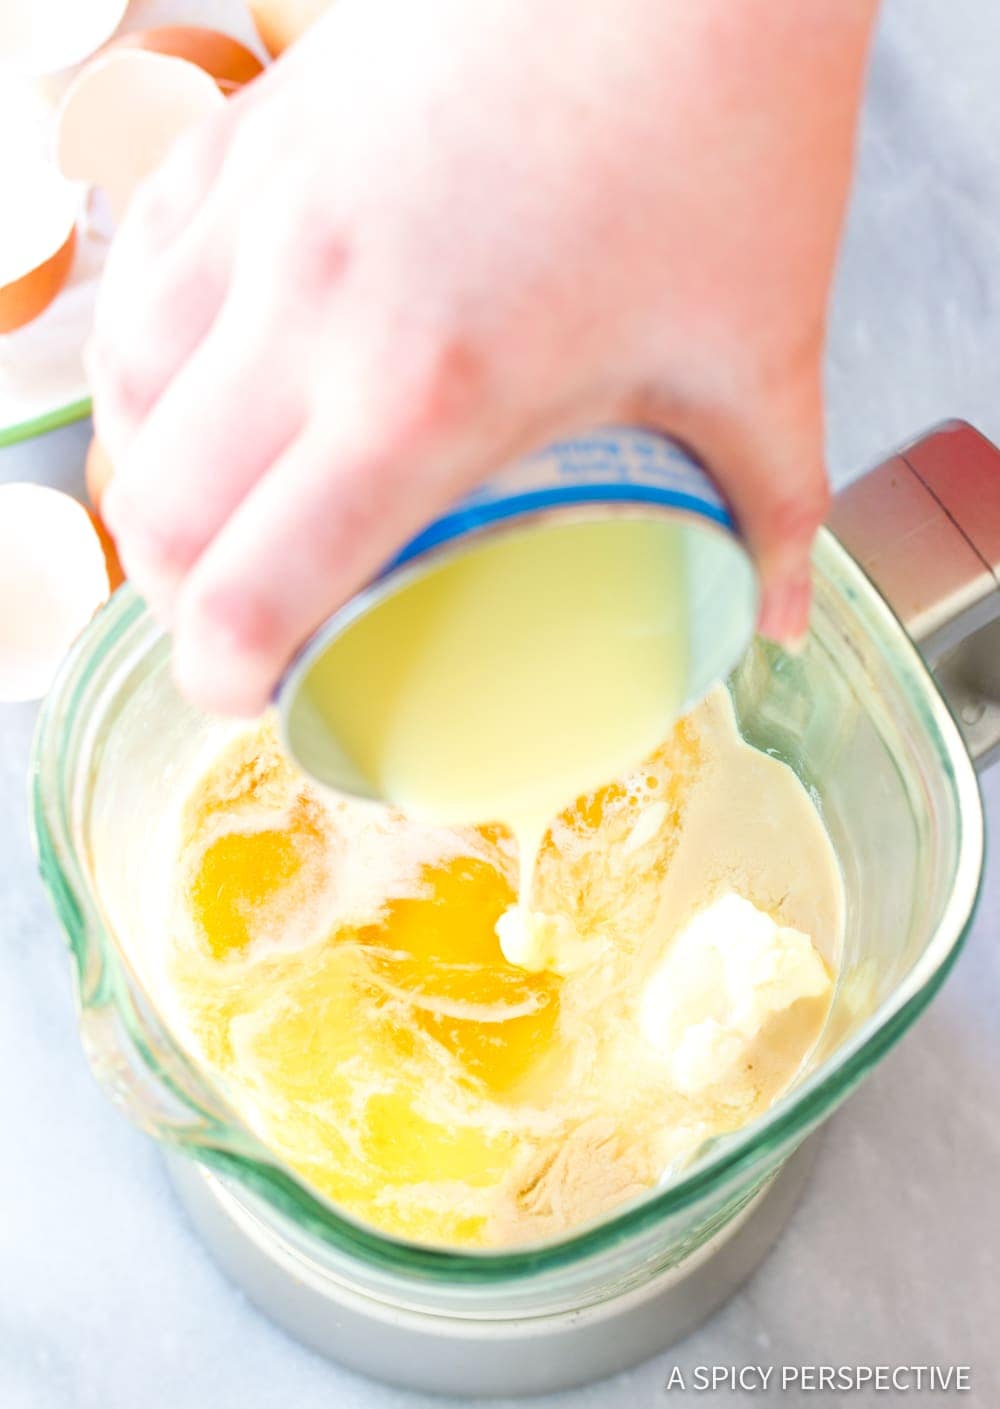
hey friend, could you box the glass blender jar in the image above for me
[30,421,999,1396]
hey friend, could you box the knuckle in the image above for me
[106,491,203,579]
[333,475,385,546]
[126,180,176,245]
[398,337,488,443]
[292,220,351,299]
[184,582,284,658]
[313,336,489,481]
[93,356,156,428]
[768,479,830,546]
[149,261,224,343]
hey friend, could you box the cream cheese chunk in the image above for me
[639,893,832,1095]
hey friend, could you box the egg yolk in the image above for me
[169,720,703,1245]
[174,769,570,1242]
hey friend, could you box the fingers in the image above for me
[168,427,464,716]
[100,302,307,618]
[88,71,307,466]
[635,350,829,647]
[96,147,353,623]
[89,116,239,460]
[700,362,828,645]
[166,338,522,717]
[90,231,234,465]
[112,107,234,266]
[86,63,292,454]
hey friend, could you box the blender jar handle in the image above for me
[828,419,1000,771]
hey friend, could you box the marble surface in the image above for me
[2,0,999,1404]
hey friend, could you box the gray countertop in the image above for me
[2,0,999,1404]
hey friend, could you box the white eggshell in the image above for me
[0,157,80,295]
[0,483,111,702]
[0,0,130,77]
[0,79,81,291]
[57,49,226,222]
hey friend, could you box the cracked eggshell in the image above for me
[0,483,112,702]
[0,177,79,335]
[56,49,226,222]
[0,81,82,333]
[0,0,130,77]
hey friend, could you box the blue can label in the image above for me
[391,428,734,572]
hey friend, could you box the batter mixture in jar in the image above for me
[164,687,841,1248]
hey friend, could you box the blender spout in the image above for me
[829,420,1000,771]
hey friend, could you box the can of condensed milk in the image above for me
[278,427,757,800]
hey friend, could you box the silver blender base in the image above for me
[167,1135,818,1398]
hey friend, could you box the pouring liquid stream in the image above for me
[298,516,691,974]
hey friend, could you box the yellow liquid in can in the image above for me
[296,516,689,929]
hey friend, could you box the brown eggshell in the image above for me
[84,439,123,586]
[87,506,125,590]
[113,27,266,93]
[0,225,76,334]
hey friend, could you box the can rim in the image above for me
[277,499,755,801]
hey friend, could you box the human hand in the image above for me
[91,0,878,715]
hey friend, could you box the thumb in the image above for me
[651,361,829,648]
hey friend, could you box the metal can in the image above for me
[278,427,757,797]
